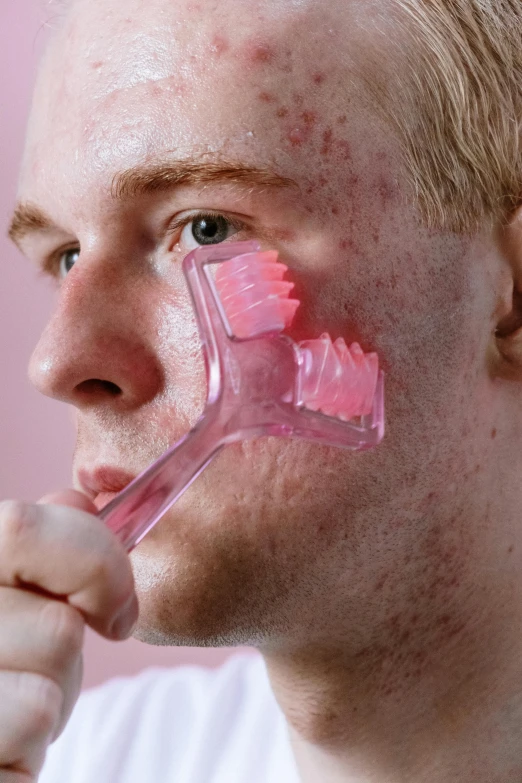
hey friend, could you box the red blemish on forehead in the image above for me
[258,91,276,103]
[312,72,326,85]
[91,61,104,70]
[245,41,276,65]
[276,107,289,118]
[301,111,317,127]
[288,128,306,147]
[210,34,230,56]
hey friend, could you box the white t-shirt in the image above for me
[39,653,301,783]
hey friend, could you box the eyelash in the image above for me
[166,210,248,242]
[44,210,249,280]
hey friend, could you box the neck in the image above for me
[262,572,522,782]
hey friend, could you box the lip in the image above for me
[77,466,137,501]
[93,491,121,512]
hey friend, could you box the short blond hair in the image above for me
[44,0,522,234]
[385,1,522,233]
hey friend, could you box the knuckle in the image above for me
[89,555,114,591]
[17,672,63,741]
[39,601,84,660]
[91,543,133,598]
[0,502,37,550]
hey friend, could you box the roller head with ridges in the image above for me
[298,334,379,420]
[214,251,300,339]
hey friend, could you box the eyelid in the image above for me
[41,243,80,280]
[165,209,248,237]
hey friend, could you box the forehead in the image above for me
[20,0,396,207]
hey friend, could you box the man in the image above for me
[2,0,522,780]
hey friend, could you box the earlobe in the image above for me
[493,205,522,380]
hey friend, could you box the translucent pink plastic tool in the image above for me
[99,241,384,551]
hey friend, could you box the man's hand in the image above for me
[0,491,138,782]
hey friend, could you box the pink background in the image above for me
[0,0,239,689]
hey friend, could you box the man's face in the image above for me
[17,0,505,652]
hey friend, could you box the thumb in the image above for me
[37,488,98,515]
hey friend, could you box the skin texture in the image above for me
[12,0,522,780]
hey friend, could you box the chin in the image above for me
[128,525,281,649]
[124,439,354,650]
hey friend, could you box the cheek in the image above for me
[144,270,208,435]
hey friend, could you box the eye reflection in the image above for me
[180,213,241,250]
[59,248,80,278]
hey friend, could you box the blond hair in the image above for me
[384,1,522,233]
[44,0,522,234]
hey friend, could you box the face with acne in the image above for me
[18,0,513,657]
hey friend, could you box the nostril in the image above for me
[75,379,122,397]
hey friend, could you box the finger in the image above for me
[37,489,97,515]
[0,587,84,690]
[0,501,138,640]
[0,670,62,777]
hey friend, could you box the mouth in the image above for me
[77,466,137,511]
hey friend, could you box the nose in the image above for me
[28,259,164,411]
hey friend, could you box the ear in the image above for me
[493,205,522,380]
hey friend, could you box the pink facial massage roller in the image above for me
[99,241,385,551]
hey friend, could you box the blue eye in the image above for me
[59,248,80,277]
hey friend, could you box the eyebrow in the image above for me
[8,160,297,248]
[8,203,55,247]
